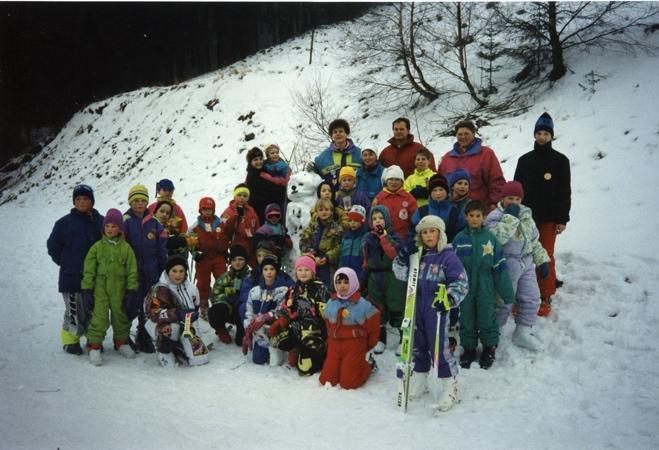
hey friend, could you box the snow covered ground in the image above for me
[1,10,659,450]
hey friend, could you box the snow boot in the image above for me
[374,326,387,354]
[89,349,102,366]
[538,297,552,317]
[460,347,477,369]
[367,351,378,375]
[269,347,285,366]
[555,279,564,289]
[216,327,232,345]
[479,346,496,369]
[512,324,541,351]
[409,371,429,400]
[63,343,83,355]
[448,324,460,354]
[116,344,136,359]
[435,376,459,412]
[157,352,176,368]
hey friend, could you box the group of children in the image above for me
[47,112,569,413]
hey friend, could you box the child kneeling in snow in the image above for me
[241,256,290,366]
[319,268,380,389]
[144,256,209,367]
[395,215,468,412]
[81,209,139,366]
[485,181,550,351]
[268,255,329,376]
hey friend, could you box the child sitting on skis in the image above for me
[319,267,380,389]
[395,215,468,412]
[81,208,139,365]
[484,181,550,352]
[268,255,329,376]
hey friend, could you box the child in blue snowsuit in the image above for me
[356,147,384,203]
[47,184,104,354]
[339,205,369,283]
[395,214,468,412]
[123,184,168,353]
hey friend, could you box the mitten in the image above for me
[241,333,253,355]
[123,290,141,320]
[193,251,205,262]
[538,262,550,279]
[397,239,418,262]
[409,186,429,199]
[82,289,94,312]
[504,204,520,218]
[236,205,245,217]
[305,161,316,173]
[373,225,385,236]
[246,313,272,334]
[267,316,289,338]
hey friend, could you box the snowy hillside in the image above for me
[1,9,659,450]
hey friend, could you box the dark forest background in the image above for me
[0,2,371,166]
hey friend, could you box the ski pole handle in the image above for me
[431,283,450,313]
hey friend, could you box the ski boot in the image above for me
[460,347,477,369]
[479,346,496,369]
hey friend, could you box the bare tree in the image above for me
[496,1,659,82]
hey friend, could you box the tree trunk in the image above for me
[547,2,567,81]
[455,3,488,107]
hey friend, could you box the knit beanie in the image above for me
[246,146,264,164]
[261,255,280,273]
[73,184,95,205]
[382,165,404,183]
[347,205,366,223]
[265,203,282,217]
[128,184,149,204]
[165,255,189,274]
[294,255,316,275]
[415,215,447,252]
[229,245,248,261]
[102,208,124,233]
[333,267,360,300]
[361,147,378,157]
[501,181,524,200]
[534,112,554,137]
[156,178,175,192]
[447,168,471,188]
[428,174,449,193]
[339,166,356,181]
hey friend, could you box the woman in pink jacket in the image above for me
[438,120,505,211]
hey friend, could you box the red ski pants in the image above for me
[319,337,371,389]
[536,221,557,298]
[195,255,227,302]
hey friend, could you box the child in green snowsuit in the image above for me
[81,209,139,366]
[452,201,515,369]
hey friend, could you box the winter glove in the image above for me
[81,289,94,313]
[193,251,206,263]
[409,186,429,200]
[236,205,245,217]
[267,316,289,338]
[241,332,253,355]
[504,204,520,218]
[304,161,316,173]
[176,309,199,323]
[397,239,418,262]
[538,262,550,279]
[123,289,141,320]
[372,225,385,236]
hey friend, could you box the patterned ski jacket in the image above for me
[299,216,344,266]
[340,225,369,280]
[453,226,515,305]
[244,280,289,328]
[314,139,362,186]
[274,279,330,339]
[209,265,251,310]
[484,203,550,266]
[144,271,200,324]
[417,246,469,311]
[362,206,400,272]
[47,208,104,292]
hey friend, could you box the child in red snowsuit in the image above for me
[220,184,260,268]
[319,267,380,389]
[191,197,228,317]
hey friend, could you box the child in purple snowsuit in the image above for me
[123,184,168,352]
[484,181,550,352]
[394,215,468,412]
